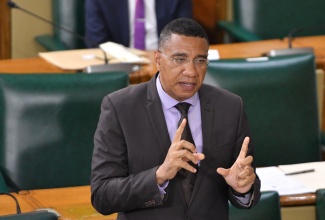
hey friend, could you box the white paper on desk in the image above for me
[208,49,220,60]
[100,42,150,64]
[39,49,105,70]
[39,46,150,70]
[256,166,314,196]
[279,161,325,192]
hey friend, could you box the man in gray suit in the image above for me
[91,18,261,220]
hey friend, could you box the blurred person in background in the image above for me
[85,0,192,50]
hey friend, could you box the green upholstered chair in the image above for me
[204,54,322,167]
[219,0,325,42]
[316,189,325,220]
[35,0,86,51]
[0,72,128,191]
[0,171,9,193]
[229,191,281,220]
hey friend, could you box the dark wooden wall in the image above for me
[0,0,11,59]
[192,0,228,44]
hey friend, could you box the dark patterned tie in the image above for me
[175,102,198,205]
[134,0,145,50]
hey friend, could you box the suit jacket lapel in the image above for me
[190,87,214,204]
[146,75,171,156]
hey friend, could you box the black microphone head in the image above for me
[7,1,18,8]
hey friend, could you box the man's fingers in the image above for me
[179,150,204,164]
[172,119,186,144]
[194,153,205,161]
[240,156,253,166]
[183,161,198,173]
[238,166,254,179]
[238,137,250,159]
[169,119,206,173]
[237,173,256,187]
[216,167,229,177]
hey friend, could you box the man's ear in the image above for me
[154,50,161,70]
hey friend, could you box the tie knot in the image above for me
[175,102,191,116]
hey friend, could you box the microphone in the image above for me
[287,25,325,49]
[7,0,110,64]
[265,25,325,57]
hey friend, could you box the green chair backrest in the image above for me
[0,73,128,191]
[53,0,86,49]
[205,54,321,167]
[0,171,9,193]
[35,0,86,50]
[233,0,325,40]
[229,191,281,220]
[316,189,325,220]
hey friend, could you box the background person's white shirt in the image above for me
[128,0,158,50]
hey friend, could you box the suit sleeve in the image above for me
[176,0,193,18]
[90,96,163,215]
[227,98,261,208]
[85,0,111,48]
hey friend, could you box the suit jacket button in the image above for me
[145,200,156,206]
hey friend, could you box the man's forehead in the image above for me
[165,34,207,46]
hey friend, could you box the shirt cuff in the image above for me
[157,180,169,196]
[231,185,254,207]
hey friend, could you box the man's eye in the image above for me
[174,58,186,64]
[196,59,207,64]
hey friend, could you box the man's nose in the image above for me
[182,60,197,76]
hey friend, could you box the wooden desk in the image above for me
[212,37,325,72]
[1,37,324,83]
[0,186,116,220]
[0,57,71,73]
[0,57,152,85]
[211,39,286,59]
[0,192,39,216]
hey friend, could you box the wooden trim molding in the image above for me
[0,0,11,59]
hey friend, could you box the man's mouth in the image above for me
[179,82,196,90]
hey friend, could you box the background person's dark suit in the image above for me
[85,0,193,48]
[91,74,261,220]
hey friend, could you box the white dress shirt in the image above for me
[128,0,158,49]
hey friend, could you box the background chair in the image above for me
[0,72,128,191]
[204,54,322,167]
[219,0,325,43]
[0,171,8,193]
[316,189,325,220]
[229,191,281,220]
[35,0,86,51]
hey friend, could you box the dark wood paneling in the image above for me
[0,0,11,59]
[192,0,227,44]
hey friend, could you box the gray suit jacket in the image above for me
[91,74,261,220]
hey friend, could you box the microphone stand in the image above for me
[8,0,109,64]
[265,24,325,57]
[288,25,325,48]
